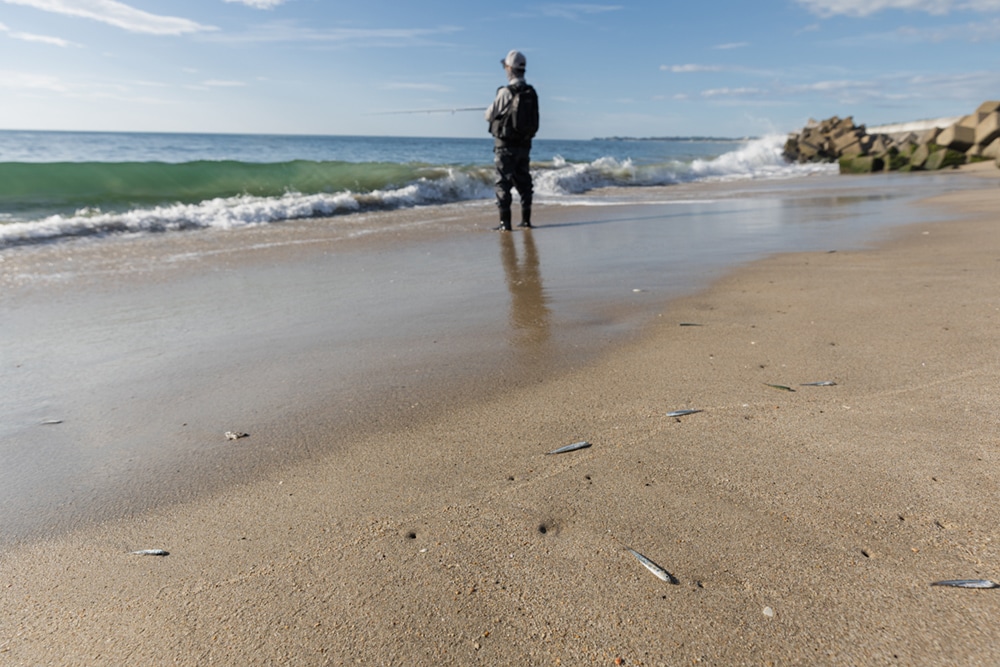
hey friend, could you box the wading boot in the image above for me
[519,206,532,228]
[493,209,512,232]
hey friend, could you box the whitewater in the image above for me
[0,131,836,248]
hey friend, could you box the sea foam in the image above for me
[534,135,836,196]
[0,170,494,247]
[0,136,836,248]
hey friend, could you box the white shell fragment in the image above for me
[130,549,169,556]
[931,579,999,589]
[666,409,702,418]
[225,431,249,440]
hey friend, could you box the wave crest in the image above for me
[0,170,495,248]
[0,137,838,248]
[534,135,836,196]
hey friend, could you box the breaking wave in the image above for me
[0,136,835,248]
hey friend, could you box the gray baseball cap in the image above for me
[501,50,526,70]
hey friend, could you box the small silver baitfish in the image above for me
[546,441,591,455]
[764,383,796,392]
[666,409,702,418]
[130,549,169,556]
[800,381,837,386]
[931,579,999,589]
[626,548,679,584]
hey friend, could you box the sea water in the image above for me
[0,130,836,248]
[0,129,984,543]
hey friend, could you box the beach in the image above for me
[3,164,1000,665]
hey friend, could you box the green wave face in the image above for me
[0,160,432,214]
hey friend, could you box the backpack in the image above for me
[495,82,539,143]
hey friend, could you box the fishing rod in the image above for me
[370,106,486,115]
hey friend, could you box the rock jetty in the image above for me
[783,101,1000,174]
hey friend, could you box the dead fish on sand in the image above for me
[225,431,249,441]
[931,579,999,589]
[546,441,591,455]
[130,549,169,556]
[666,409,702,418]
[800,381,837,386]
[626,548,679,584]
[764,383,796,392]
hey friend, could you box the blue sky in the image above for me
[1,0,999,139]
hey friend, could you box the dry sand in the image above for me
[3,166,1000,665]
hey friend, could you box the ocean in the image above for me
[0,130,836,249]
[1,128,984,544]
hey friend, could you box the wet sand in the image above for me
[3,165,1000,665]
[7,171,966,543]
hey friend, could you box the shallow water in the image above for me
[0,171,982,544]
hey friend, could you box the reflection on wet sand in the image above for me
[499,231,550,346]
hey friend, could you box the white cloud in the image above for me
[662,64,725,73]
[824,15,1000,44]
[701,87,764,98]
[0,69,69,92]
[893,16,1000,40]
[538,4,623,20]
[788,79,877,93]
[202,79,247,87]
[125,79,170,88]
[206,21,461,46]
[10,30,73,45]
[904,70,1000,98]
[678,68,1000,109]
[223,0,286,8]
[795,0,1000,17]
[1,22,74,46]
[0,0,216,35]
[781,73,967,105]
[713,41,750,49]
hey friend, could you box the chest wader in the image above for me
[493,144,532,231]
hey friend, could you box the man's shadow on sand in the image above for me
[499,230,550,346]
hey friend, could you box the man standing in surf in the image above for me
[485,50,539,231]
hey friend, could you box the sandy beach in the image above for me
[3,164,1000,665]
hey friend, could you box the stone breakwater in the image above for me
[783,100,1000,174]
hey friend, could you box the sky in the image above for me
[2,0,1000,139]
